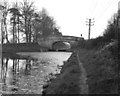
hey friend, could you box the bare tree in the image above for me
[9,2,22,43]
[0,2,9,44]
[20,0,35,43]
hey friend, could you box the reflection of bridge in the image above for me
[37,35,83,50]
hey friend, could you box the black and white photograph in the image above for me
[0,0,119,95]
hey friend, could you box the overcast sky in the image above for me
[5,0,120,39]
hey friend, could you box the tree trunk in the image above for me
[17,17,20,43]
[25,16,29,43]
[4,23,9,43]
[29,23,32,43]
[13,22,15,43]
[3,16,9,43]
[1,21,4,44]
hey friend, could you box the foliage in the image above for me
[0,0,62,44]
[103,13,119,42]
[8,2,22,43]
[78,36,104,49]
[32,8,62,41]
[80,10,120,50]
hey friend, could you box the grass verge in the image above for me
[42,52,82,94]
[78,48,118,94]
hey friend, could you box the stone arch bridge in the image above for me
[37,35,83,50]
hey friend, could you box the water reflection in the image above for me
[0,56,41,94]
[0,52,72,94]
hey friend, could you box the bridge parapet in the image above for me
[37,35,84,50]
[38,35,82,41]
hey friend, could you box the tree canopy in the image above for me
[0,0,62,44]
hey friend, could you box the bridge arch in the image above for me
[52,41,71,50]
[37,35,82,50]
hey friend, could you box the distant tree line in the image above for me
[0,0,62,44]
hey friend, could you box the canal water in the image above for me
[0,52,72,94]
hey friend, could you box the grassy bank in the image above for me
[78,48,118,94]
[42,52,82,94]
[42,41,118,94]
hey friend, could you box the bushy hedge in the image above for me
[78,36,105,49]
[78,25,119,50]
[78,10,119,50]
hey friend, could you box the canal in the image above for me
[0,52,72,94]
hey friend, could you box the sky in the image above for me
[3,0,120,39]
